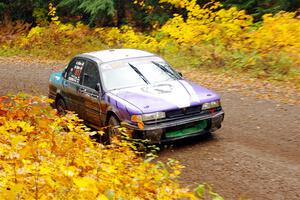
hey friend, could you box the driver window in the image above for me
[82,61,100,90]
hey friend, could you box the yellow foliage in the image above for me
[246,12,300,62]
[48,3,60,25]
[0,94,201,199]
[159,1,253,48]
[27,26,47,39]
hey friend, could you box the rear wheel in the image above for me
[56,98,66,116]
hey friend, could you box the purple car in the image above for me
[49,49,224,143]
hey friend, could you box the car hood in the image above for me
[109,80,220,113]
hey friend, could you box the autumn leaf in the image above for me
[11,135,26,148]
[0,109,7,116]
[0,97,5,104]
[38,118,51,129]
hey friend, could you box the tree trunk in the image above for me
[124,0,135,26]
[115,0,135,27]
[3,9,11,24]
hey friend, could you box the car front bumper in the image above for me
[125,110,224,143]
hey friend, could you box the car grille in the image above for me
[163,119,208,139]
[166,121,201,132]
[166,105,202,118]
[143,106,222,125]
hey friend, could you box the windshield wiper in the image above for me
[128,63,150,84]
[152,61,180,80]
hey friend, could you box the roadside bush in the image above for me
[157,1,300,79]
[0,94,204,199]
[0,20,30,48]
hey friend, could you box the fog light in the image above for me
[145,129,163,143]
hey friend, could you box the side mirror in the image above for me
[83,73,89,79]
[95,83,101,92]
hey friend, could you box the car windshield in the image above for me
[101,57,180,91]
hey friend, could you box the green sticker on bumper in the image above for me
[166,120,208,138]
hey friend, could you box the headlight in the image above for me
[131,112,166,122]
[202,100,221,110]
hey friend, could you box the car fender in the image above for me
[105,105,123,123]
[105,92,142,123]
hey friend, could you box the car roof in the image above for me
[81,49,155,63]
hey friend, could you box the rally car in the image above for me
[49,49,224,143]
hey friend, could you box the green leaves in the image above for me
[195,184,225,200]
[58,0,115,25]
[222,0,299,21]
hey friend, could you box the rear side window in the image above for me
[66,59,85,84]
[82,61,100,90]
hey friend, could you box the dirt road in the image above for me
[1,58,300,199]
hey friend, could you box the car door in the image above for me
[80,60,103,127]
[62,58,85,118]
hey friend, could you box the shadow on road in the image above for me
[158,132,216,152]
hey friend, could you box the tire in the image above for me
[56,98,67,116]
[105,115,121,144]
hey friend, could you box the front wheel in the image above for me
[104,115,121,144]
[108,115,121,139]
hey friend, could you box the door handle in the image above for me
[90,93,99,98]
[78,88,94,98]
[78,88,98,98]
[78,88,87,93]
